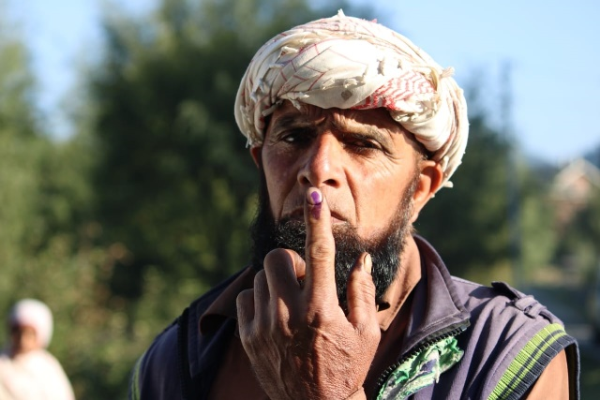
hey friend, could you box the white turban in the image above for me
[9,299,54,349]
[234,10,468,189]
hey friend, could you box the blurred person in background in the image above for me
[130,11,580,400]
[0,299,75,400]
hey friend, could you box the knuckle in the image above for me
[263,248,291,268]
[348,272,376,296]
[355,321,381,341]
[367,323,381,340]
[359,278,376,296]
[254,269,266,285]
[303,308,332,327]
[239,328,255,347]
[236,289,253,310]
[307,242,333,262]
[253,321,268,337]
[270,315,291,336]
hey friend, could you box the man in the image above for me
[0,299,75,400]
[130,11,579,400]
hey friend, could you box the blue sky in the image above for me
[8,0,600,165]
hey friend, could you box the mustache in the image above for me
[251,209,407,308]
[249,168,420,309]
[270,217,358,254]
[281,202,349,223]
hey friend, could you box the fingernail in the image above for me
[364,253,372,274]
[308,189,322,219]
[309,189,322,205]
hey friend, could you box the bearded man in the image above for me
[130,12,579,400]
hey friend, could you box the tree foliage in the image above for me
[78,0,367,397]
[415,83,558,285]
[1,0,577,398]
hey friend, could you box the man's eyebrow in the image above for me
[270,112,394,145]
[269,114,313,132]
[365,126,392,142]
[332,119,393,144]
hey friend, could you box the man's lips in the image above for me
[285,208,347,223]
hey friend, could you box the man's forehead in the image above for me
[270,101,325,121]
[263,103,430,159]
[269,101,401,132]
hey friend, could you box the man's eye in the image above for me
[280,130,311,144]
[282,133,298,143]
[345,139,381,153]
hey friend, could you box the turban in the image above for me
[234,10,469,190]
[9,299,53,348]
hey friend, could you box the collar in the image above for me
[199,267,255,334]
[399,235,471,356]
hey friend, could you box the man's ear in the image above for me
[250,146,262,168]
[410,160,444,223]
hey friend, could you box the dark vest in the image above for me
[130,236,580,400]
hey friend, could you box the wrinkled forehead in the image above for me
[264,101,427,155]
[267,101,402,131]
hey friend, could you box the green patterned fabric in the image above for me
[376,336,464,400]
[488,323,571,400]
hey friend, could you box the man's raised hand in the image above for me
[236,188,381,400]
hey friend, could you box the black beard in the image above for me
[249,174,417,309]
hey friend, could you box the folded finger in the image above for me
[236,289,255,337]
[346,253,378,327]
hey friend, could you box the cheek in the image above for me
[262,151,297,216]
[356,182,402,218]
[351,164,414,229]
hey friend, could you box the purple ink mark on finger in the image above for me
[308,189,322,219]
[310,190,322,205]
[311,204,321,219]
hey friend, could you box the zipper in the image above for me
[373,321,470,399]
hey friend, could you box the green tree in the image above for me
[0,2,45,322]
[78,0,372,397]
[0,5,119,399]
[558,187,600,280]
[517,163,559,284]
[415,107,513,281]
[88,0,369,315]
[0,6,86,395]
[415,77,562,286]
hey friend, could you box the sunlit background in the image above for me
[1,0,599,398]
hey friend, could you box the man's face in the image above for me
[249,102,436,304]
[255,102,425,240]
[10,324,39,356]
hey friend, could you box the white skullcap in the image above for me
[234,10,469,190]
[9,299,54,348]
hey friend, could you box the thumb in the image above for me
[288,249,307,281]
[346,253,378,326]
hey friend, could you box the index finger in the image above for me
[303,188,338,305]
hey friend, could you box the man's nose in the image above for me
[297,133,344,188]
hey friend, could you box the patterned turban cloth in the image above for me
[234,11,469,190]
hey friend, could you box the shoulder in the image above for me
[449,278,579,399]
[3,350,74,400]
[451,277,568,341]
[130,268,247,400]
[130,320,181,400]
[11,350,60,372]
